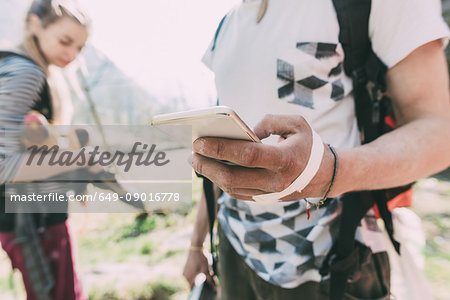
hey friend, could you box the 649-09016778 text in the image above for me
[8,192,181,203]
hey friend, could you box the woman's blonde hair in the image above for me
[23,0,90,73]
[21,0,90,124]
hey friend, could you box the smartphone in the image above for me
[151,106,261,143]
[188,273,216,300]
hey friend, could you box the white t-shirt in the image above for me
[202,0,449,288]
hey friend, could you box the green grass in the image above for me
[118,215,159,240]
[88,279,181,300]
[87,280,182,300]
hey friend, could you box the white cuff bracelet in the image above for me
[252,127,325,205]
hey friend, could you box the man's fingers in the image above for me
[193,138,288,170]
[253,114,310,140]
[191,153,289,193]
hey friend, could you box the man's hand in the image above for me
[191,115,335,201]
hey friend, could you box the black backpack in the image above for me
[202,0,410,298]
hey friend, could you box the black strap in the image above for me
[332,0,399,251]
[333,0,372,76]
[198,174,218,277]
[323,192,378,300]
[325,1,400,299]
[33,80,53,122]
[333,0,373,135]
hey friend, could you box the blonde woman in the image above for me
[0,1,91,299]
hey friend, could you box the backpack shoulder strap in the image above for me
[332,0,376,137]
[332,0,372,77]
[331,0,398,249]
[332,0,388,139]
[322,2,397,300]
